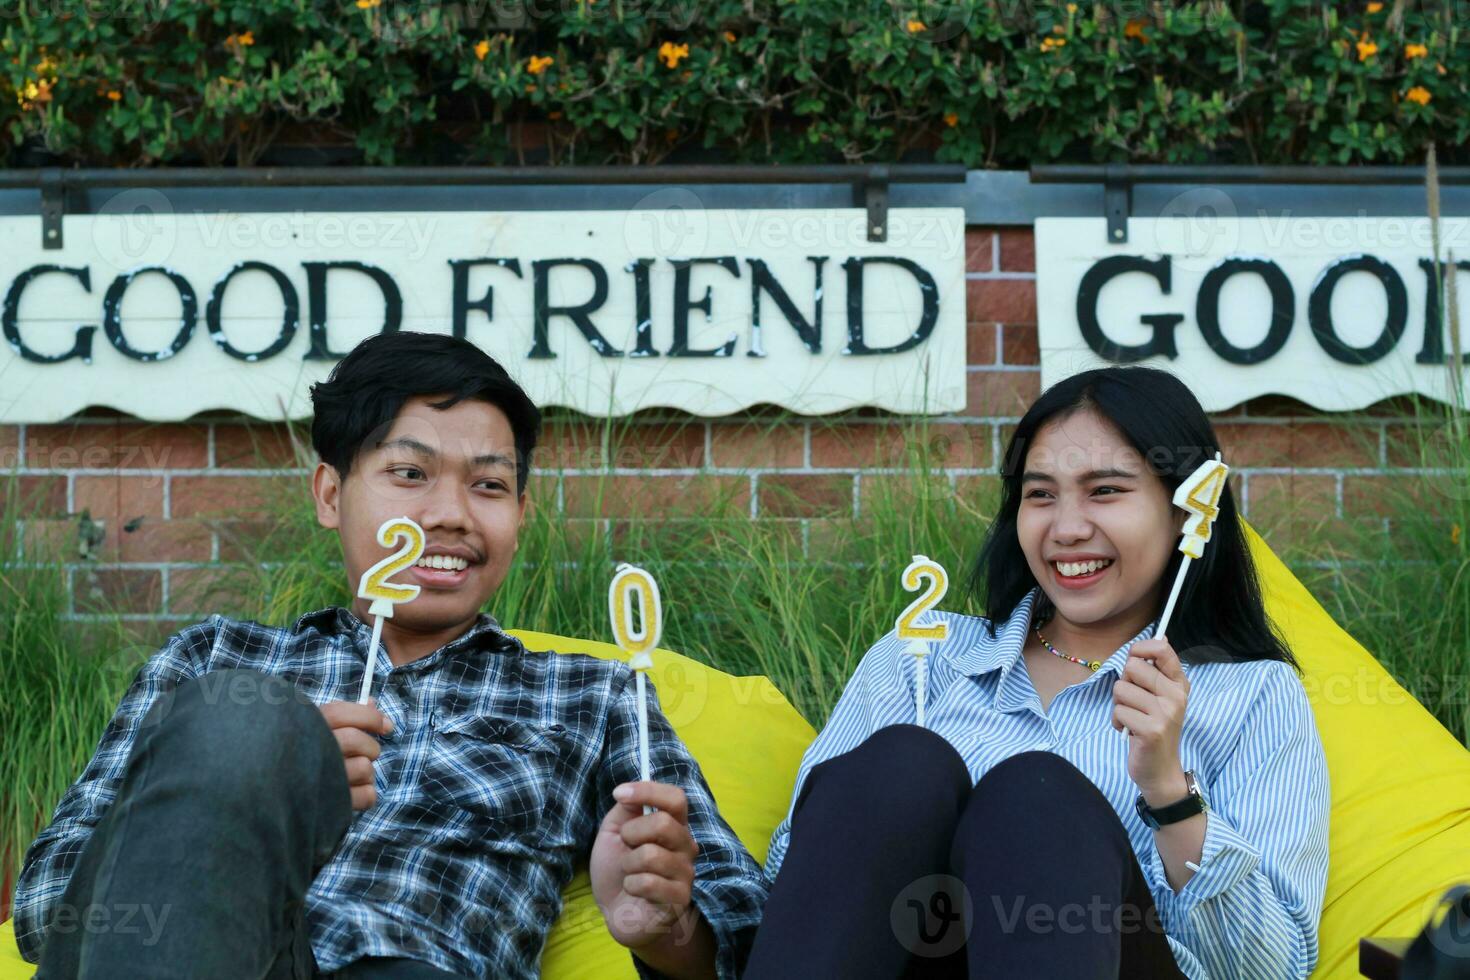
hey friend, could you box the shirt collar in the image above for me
[291,606,518,660]
[948,586,1159,682]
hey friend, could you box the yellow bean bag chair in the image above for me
[0,630,816,978]
[5,521,1470,978]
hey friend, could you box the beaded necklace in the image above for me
[1034,618,1104,672]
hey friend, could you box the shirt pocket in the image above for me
[423,713,566,843]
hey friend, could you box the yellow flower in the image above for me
[355,0,382,8]
[657,41,689,69]
[943,111,959,127]
[106,89,121,100]
[18,77,52,109]
[474,39,490,60]
[1453,523,1462,546]
[1040,35,1067,51]
[1066,2,1077,11]
[224,31,254,48]
[1437,62,1447,75]
[1124,17,1149,40]
[1405,43,1428,59]
[1405,85,1432,105]
[723,30,736,42]
[527,54,554,75]
[1367,1,1383,11]
[1052,23,1066,34]
[1357,38,1378,60]
[906,19,925,34]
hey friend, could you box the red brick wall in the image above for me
[0,226,1422,628]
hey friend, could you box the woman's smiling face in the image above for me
[1016,407,1185,634]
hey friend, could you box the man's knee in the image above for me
[137,669,335,792]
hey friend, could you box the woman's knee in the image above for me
[799,725,971,818]
[961,751,1115,830]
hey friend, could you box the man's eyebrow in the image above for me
[377,437,516,470]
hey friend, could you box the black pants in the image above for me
[744,725,1189,979]
[36,669,466,980]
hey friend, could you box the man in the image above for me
[11,331,767,979]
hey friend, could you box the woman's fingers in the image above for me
[1130,637,1185,682]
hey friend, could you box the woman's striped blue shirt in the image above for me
[762,586,1331,979]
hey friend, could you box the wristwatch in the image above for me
[1135,769,1209,829]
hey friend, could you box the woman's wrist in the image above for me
[1139,768,1191,809]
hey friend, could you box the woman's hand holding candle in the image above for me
[1111,635,1192,803]
[1123,452,1228,738]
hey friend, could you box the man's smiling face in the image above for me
[313,394,527,635]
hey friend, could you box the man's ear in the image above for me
[313,462,342,529]
[513,488,529,553]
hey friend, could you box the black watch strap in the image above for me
[1135,769,1208,829]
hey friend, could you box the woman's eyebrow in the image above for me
[1021,467,1139,484]
[1085,468,1139,481]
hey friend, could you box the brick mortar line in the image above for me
[19,467,314,477]
[12,462,1451,488]
[990,232,999,274]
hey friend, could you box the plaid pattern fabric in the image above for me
[11,607,768,978]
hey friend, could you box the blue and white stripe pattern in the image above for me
[763,586,1331,979]
[12,607,768,979]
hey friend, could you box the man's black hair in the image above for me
[966,364,1299,672]
[309,331,541,494]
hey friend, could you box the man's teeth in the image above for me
[1055,558,1113,577]
[415,555,469,572]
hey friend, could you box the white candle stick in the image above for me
[896,555,950,727]
[356,517,425,704]
[1124,452,1229,738]
[609,563,662,815]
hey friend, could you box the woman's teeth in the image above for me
[415,555,469,572]
[1055,558,1113,578]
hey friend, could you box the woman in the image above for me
[744,366,1330,979]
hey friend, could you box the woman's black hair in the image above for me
[309,331,541,494]
[965,364,1299,672]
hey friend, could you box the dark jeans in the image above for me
[744,725,1189,979]
[35,668,466,980]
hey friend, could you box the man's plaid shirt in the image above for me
[11,607,769,977]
